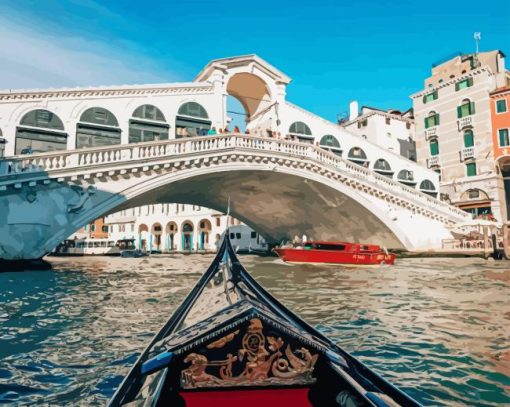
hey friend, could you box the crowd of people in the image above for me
[201,125,302,142]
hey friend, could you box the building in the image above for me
[491,86,510,219]
[340,101,416,161]
[411,50,510,221]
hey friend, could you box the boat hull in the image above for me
[274,248,395,265]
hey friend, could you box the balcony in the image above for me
[458,115,473,129]
[427,155,440,168]
[461,146,475,161]
[424,126,438,140]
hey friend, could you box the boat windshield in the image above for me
[305,243,346,251]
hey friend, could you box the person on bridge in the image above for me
[207,127,217,135]
[233,125,240,133]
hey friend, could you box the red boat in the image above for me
[273,241,395,265]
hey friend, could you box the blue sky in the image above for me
[0,0,508,123]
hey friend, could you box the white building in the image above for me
[340,101,416,162]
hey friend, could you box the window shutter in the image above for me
[470,102,475,114]
[455,82,460,91]
[423,95,426,104]
[457,106,462,118]
[424,118,429,129]
[434,90,438,99]
[468,77,473,87]
[436,114,440,125]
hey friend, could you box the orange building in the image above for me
[491,87,510,220]
[89,217,109,239]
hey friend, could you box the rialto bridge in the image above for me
[0,134,470,260]
[0,55,471,261]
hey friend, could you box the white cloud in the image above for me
[0,17,178,91]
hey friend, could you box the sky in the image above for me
[0,0,509,124]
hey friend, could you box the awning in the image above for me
[456,200,491,209]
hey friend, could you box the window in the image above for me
[319,135,341,155]
[429,139,439,156]
[496,99,507,114]
[102,226,108,233]
[457,100,475,118]
[499,129,510,147]
[215,218,221,227]
[463,130,474,148]
[385,117,391,125]
[236,233,241,239]
[373,158,392,176]
[423,90,438,103]
[129,104,169,143]
[397,169,415,185]
[15,109,68,154]
[230,232,235,239]
[176,102,211,138]
[419,179,437,197]
[91,224,96,232]
[289,121,313,143]
[455,77,473,91]
[466,162,476,177]
[251,231,257,239]
[468,189,480,199]
[424,112,440,128]
[76,107,121,149]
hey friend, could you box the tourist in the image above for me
[245,128,250,134]
[234,125,240,133]
[208,127,217,135]
[218,128,223,134]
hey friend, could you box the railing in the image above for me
[0,134,470,220]
[458,116,473,129]
[442,238,500,250]
[461,146,475,161]
[427,155,440,168]
[424,126,438,140]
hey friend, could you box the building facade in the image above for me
[411,50,510,221]
[340,101,416,161]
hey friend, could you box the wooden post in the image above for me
[483,226,489,258]
[504,223,510,260]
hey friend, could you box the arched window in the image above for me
[347,147,368,166]
[457,99,475,118]
[176,102,211,138]
[182,222,194,233]
[419,179,437,198]
[16,109,67,154]
[463,130,474,147]
[319,135,342,156]
[373,158,393,177]
[76,107,121,149]
[429,139,439,156]
[288,121,313,144]
[129,104,169,143]
[397,169,416,187]
[424,111,440,128]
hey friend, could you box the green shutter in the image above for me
[455,82,460,91]
[496,99,507,113]
[457,106,462,118]
[430,140,439,156]
[435,113,440,125]
[466,163,476,177]
[468,77,473,87]
[424,117,429,129]
[423,95,427,104]
[500,129,510,146]
[434,90,438,100]
[470,102,475,114]
[464,131,474,147]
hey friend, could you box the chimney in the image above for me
[349,100,359,120]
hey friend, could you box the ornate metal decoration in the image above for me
[181,318,318,389]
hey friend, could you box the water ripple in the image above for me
[0,255,509,405]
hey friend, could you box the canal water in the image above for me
[0,255,509,406]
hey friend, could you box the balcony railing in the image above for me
[424,126,438,140]
[461,146,475,161]
[427,155,440,168]
[458,116,473,129]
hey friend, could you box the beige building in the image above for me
[411,50,510,221]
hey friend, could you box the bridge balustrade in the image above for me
[0,133,469,220]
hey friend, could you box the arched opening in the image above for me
[348,147,368,166]
[424,110,439,128]
[16,109,67,154]
[76,107,121,149]
[0,128,5,158]
[181,221,194,251]
[198,219,212,250]
[151,222,163,252]
[397,169,416,187]
[373,158,393,177]
[319,135,342,156]
[175,102,211,138]
[458,188,493,219]
[138,224,149,251]
[129,104,169,143]
[419,179,437,198]
[226,72,273,136]
[288,121,313,144]
[165,221,178,251]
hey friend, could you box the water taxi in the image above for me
[273,241,395,265]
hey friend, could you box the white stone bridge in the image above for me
[0,134,469,261]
